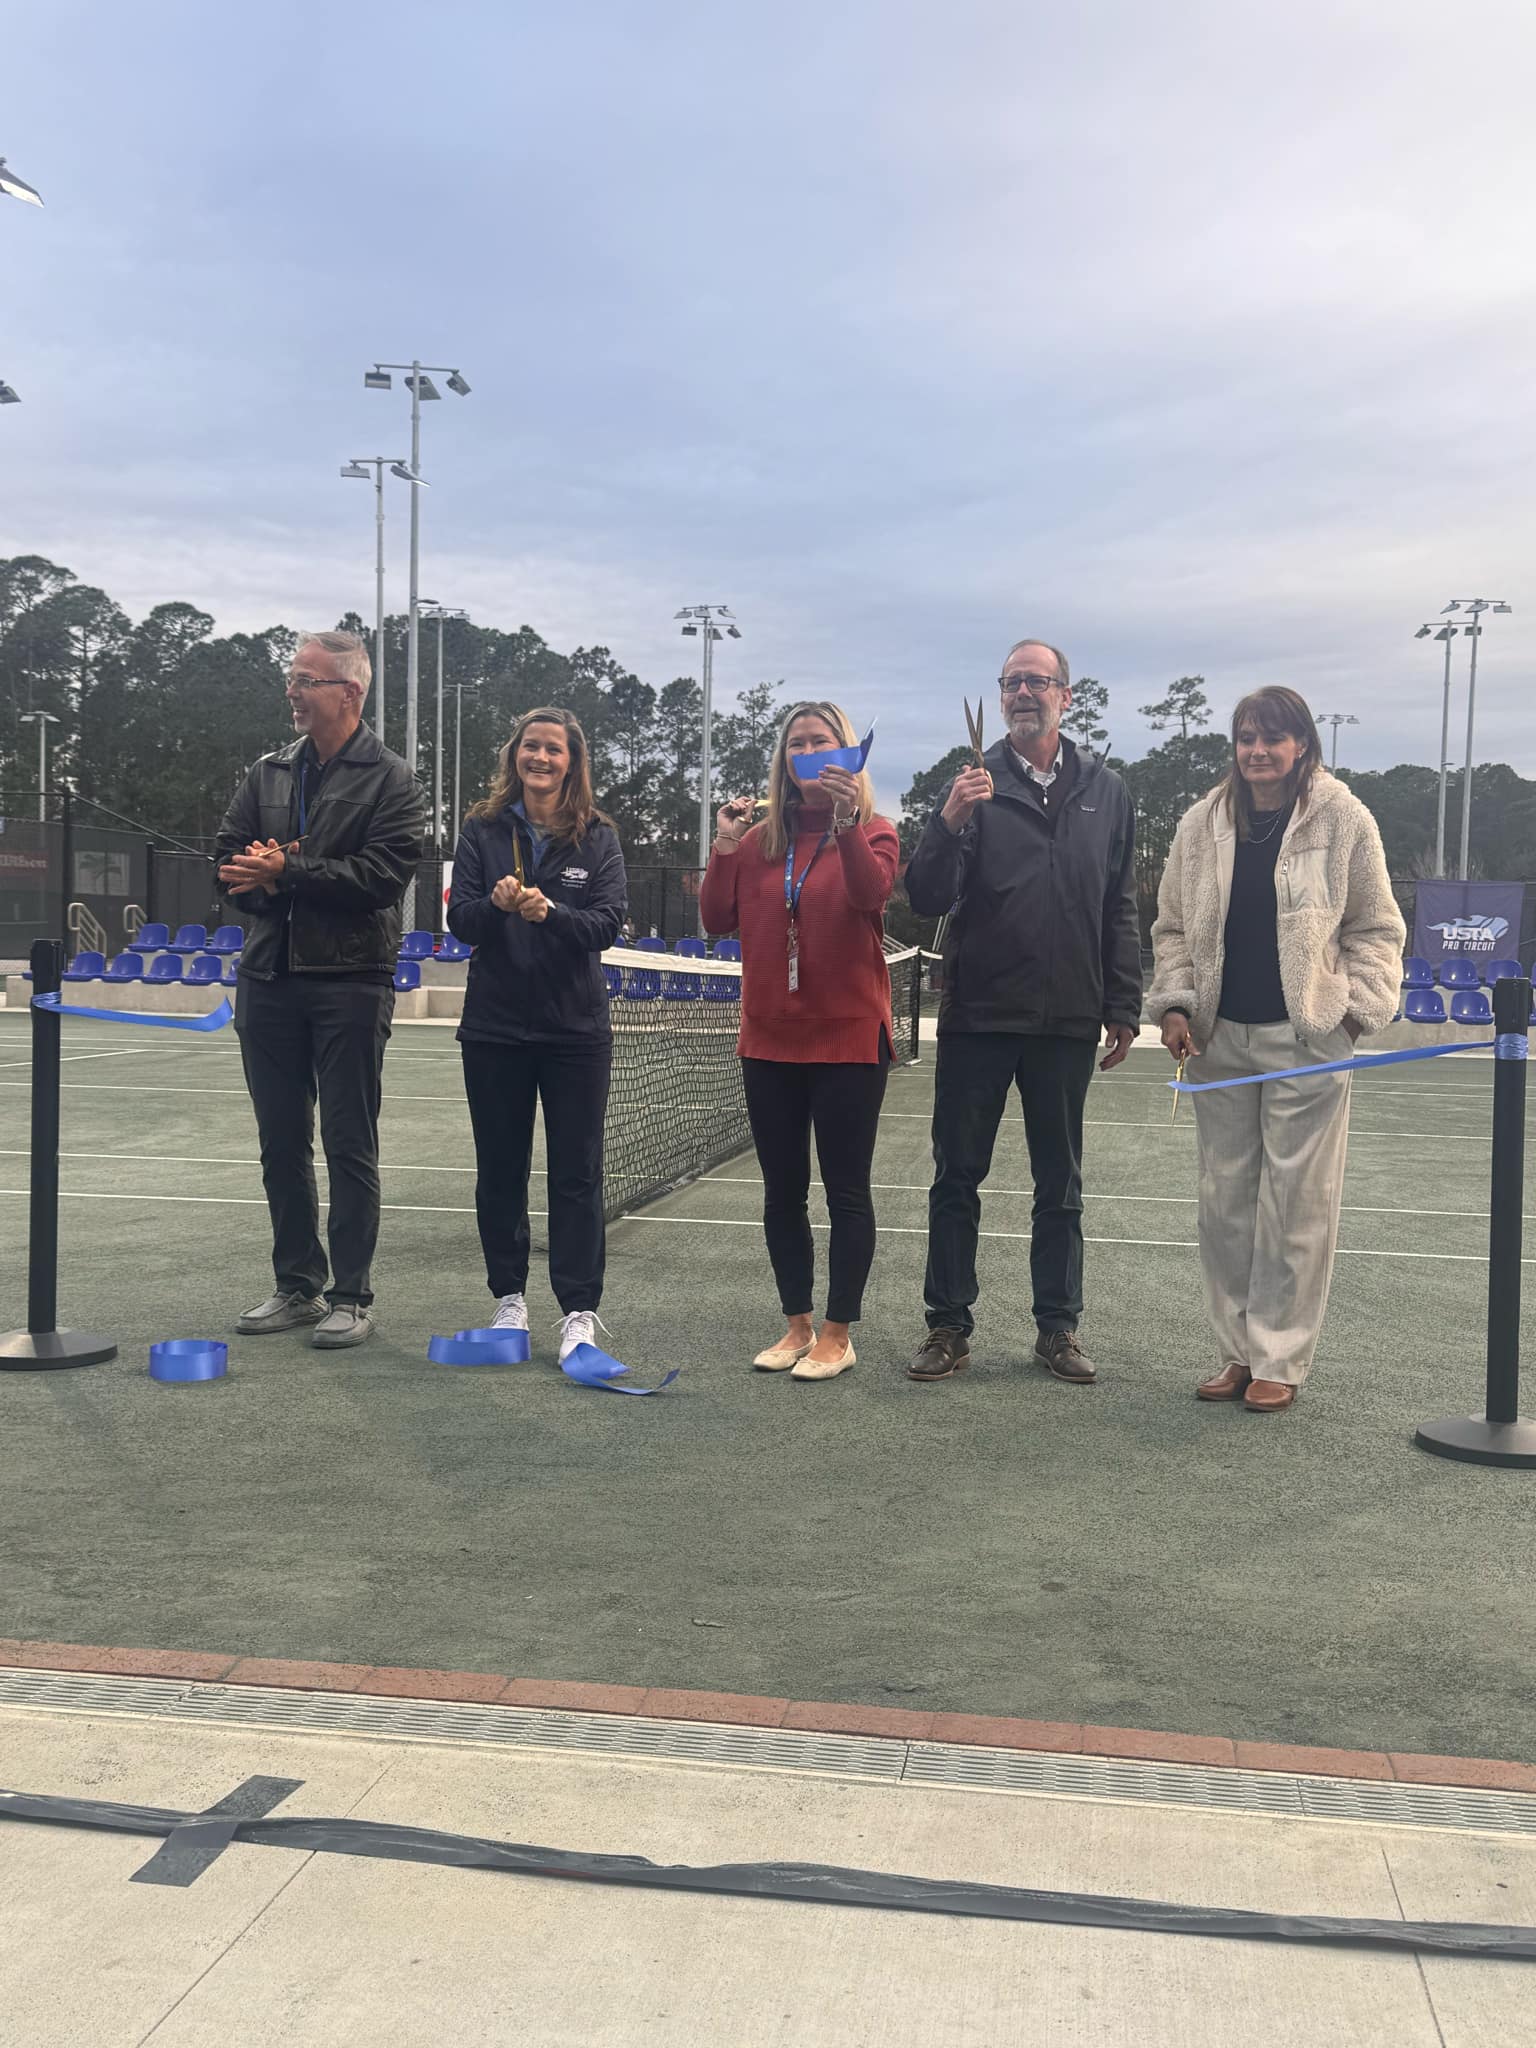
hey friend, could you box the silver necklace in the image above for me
[1247,807,1286,845]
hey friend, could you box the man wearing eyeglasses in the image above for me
[904,637,1141,1385]
[214,631,425,1349]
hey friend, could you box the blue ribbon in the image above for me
[561,1340,680,1395]
[150,1340,228,1383]
[1497,1034,1529,1062]
[1171,1039,1493,1095]
[31,993,233,1033]
[794,723,876,779]
[428,1328,532,1366]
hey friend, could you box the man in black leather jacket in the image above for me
[215,630,425,1348]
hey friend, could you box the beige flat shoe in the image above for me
[753,1337,813,1371]
[791,1342,856,1381]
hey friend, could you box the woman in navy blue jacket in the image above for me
[447,707,627,1362]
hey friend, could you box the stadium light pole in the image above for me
[451,674,482,846]
[19,711,59,822]
[1322,713,1358,771]
[1415,622,1459,877]
[420,603,468,853]
[674,603,742,880]
[340,456,415,751]
[1442,599,1514,880]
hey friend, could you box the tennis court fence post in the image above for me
[1415,974,1536,1466]
[0,939,118,1372]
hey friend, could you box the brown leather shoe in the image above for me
[1197,1362,1252,1402]
[909,1328,970,1380]
[1035,1330,1096,1383]
[1243,1378,1298,1411]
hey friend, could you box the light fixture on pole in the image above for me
[340,456,415,752]
[419,603,468,855]
[1321,713,1358,771]
[674,604,742,900]
[19,710,59,823]
[1442,599,1514,880]
[0,381,20,405]
[0,157,44,206]
[1415,622,1460,876]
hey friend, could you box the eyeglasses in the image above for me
[286,672,348,691]
[999,672,1062,697]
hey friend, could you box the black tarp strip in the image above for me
[4,1786,1534,1958]
[129,1775,304,1886]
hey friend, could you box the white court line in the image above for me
[0,1082,464,1103]
[0,1046,168,1073]
[0,1187,1514,1262]
[0,1148,491,1175]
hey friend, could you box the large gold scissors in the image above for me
[963,697,985,767]
[1170,1055,1186,1125]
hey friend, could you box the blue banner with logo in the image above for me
[1413,881,1524,968]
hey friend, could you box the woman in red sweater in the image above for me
[699,701,899,1381]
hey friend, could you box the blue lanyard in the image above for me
[784,832,832,921]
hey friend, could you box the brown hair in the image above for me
[469,706,609,844]
[757,700,875,860]
[1219,687,1323,838]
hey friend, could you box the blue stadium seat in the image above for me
[206,925,243,954]
[1484,959,1522,983]
[167,923,207,954]
[393,960,422,992]
[186,954,223,984]
[635,936,666,953]
[1404,989,1446,1024]
[674,936,707,958]
[1451,989,1493,1025]
[398,931,434,962]
[603,964,623,999]
[63,951,106,981]
[713,938,742,962]
[223,960,241,986]
[1400,956,1435,990]
[703,968,739,1004]
[436,934,472,962]
[134,923,170,951]
[622,967,662,1000]
[104,952,146,982]
[662,971,702,1001]
[147,955,184,983]
[1440,955,1480,990]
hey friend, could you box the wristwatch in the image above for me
[831,808,858,834]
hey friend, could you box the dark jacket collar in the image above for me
[985,731,1099,801]
[273,722,385,772]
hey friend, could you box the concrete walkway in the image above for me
[3,1698,1532,2045]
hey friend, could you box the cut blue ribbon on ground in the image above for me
[1169,1039,1496,1095]
[428,1328,532,1366]
[561,1341,680,1395]
[30,993,233,1033]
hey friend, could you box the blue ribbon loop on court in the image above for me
[1170,1039,1494,1096]
[31,992,233,1033]
[428,1328,532,1366]
[149,1340,228,1383]
[794,723,876,779]
[562,1341,680,1395]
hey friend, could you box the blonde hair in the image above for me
[757,700,875,860]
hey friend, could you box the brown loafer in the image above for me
[1197,1362,1252,1402]
[909,1327,970,1381]
[1243,1378,1298,1411]
[1035,1330,1096,1384]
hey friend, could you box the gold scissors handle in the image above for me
[1171,1054,1186,1125]
[963,697,985,767]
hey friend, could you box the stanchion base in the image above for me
[1415,1415,1536,1468]
[0,1328,118,1372]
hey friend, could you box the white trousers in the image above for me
[1191,1018,1353,1386]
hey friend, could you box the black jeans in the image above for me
[235,974,394,1307]
[460,1038,611,1312]
[741,1056,889,1325]
[925,1032,1097,1338]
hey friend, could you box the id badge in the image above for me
[787,920,800,993]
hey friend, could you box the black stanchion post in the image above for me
[1415,974,1536,1466]
[0,938,117,1371]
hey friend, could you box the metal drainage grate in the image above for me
[3,1667,1536,1838]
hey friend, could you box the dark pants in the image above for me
[925,1032,1096,1338]
[235,975,394,1307]
[460,1038,611,1312]
[741,1056,889,1325]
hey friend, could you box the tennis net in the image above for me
[600,943,923,1219]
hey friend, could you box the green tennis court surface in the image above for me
[0,1009,1530,1762]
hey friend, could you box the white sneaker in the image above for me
[558,1310,606,1364]
[491,1293,528,1331]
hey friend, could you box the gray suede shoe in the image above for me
[311,1304,375,1349]
[237,1290,327,1335]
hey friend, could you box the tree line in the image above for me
[3,556,1532,919]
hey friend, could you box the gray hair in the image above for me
[298,629,372,696]
[1002,637,1070,690]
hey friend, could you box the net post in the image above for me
[1414,975,1536,1466]
[0,940,118,1372]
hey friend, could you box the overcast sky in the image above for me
[4,0,1533,801]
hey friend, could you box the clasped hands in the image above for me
[491,874,551,922]
[219,838,291,898]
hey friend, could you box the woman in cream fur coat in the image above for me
[1147,687,1404,1410]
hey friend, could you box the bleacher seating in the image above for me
[436,934,472,962]
[206,925,243,954]
[147,955,184,983]
[674,937,707,958]
[1400,957,1435,990]
[64,952,105,981]
[1451,989,1494,1025]
[634,936,666,953]
[104,953,146,982]
[603,964,624,999]
[1404,989,1446,1024]
[1440,955,1480,991]
[133,923,170,952]
[186,954,224,984]
[167,923,207,954]
[398,931,434,962]
[622,967,662,999]
[223,961,241,986]
[393,960,422,992]
[713,938,742,962]
[1484,959,1521,983]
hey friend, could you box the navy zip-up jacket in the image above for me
[447,809,628,1044]
[904,735,1142,1041]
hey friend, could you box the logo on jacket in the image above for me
[561,865,589,886]
[1429,914,1509,953]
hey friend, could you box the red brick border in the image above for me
[3,1638,1533,1794]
